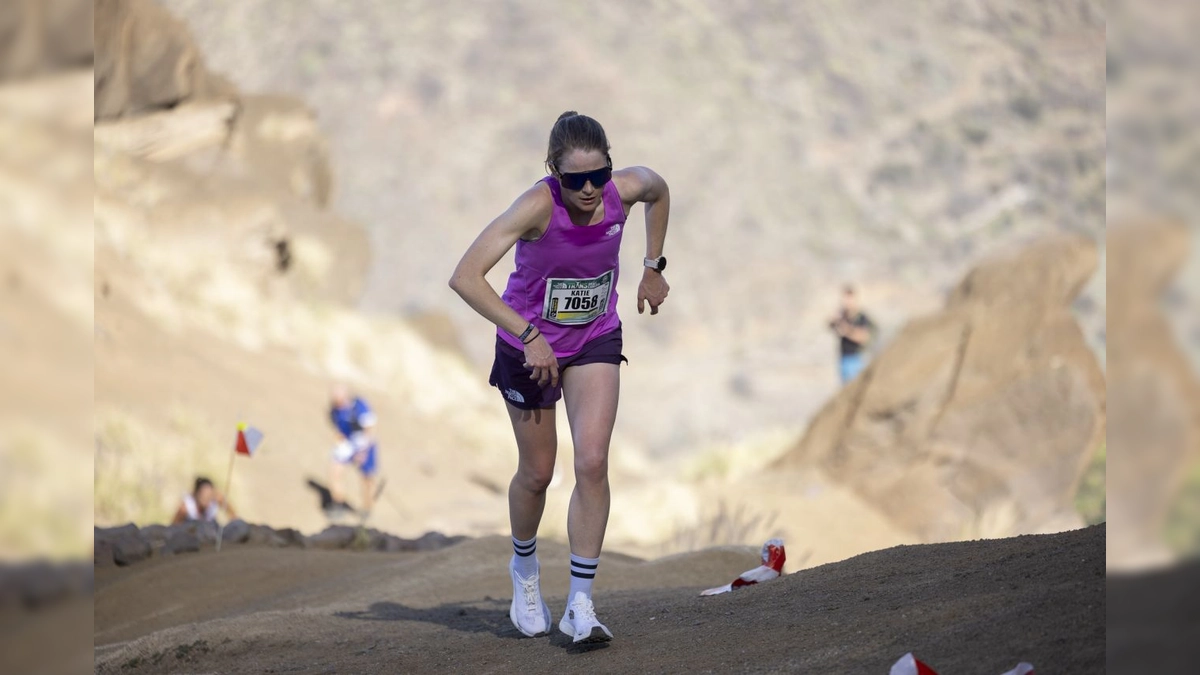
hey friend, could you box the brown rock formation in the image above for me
[94,0,236,119]
[90,1,363,302]
[1107,220,1199,569]
[777,234,1106,541]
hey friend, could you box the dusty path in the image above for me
[96,526,1103,674]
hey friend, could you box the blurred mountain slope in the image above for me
[163,0,1107,454]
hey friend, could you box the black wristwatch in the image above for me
[643,256,667,272]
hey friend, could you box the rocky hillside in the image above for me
[161,0,1108,455]
[0,54,93,558]
[777,233,1106,541]
[90,0,524,539]
[1107,220,1200,569]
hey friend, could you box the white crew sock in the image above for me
[512,535,538,578]
[568,553,599,601]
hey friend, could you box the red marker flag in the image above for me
[235,423,264,456]
[889,653,1034,675]
[889,653,939,675]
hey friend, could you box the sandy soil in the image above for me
[95,525,1104,674]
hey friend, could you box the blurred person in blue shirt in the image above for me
[328,383,380,514]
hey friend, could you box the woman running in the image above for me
[449,111,670,643]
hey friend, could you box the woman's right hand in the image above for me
[523,333,559,388]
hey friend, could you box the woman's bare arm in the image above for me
[449,184,551,335]
[615,166,671,314]
[219,493,237,520]
[449,183,561,387]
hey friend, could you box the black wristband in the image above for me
[518,322,536,343]
[521,326,540,345]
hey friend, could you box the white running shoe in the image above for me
[508,557,551,637]
[558,592,613,644]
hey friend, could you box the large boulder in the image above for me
[777,233,1106,541]
[1106,220,1200,569]
[90,1,367,309]
[94,0,236,119]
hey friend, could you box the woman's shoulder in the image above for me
[511,178,556,213]
[612,166,660,203]
[503,179,557,235]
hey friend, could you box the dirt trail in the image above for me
[95,526,1104,674]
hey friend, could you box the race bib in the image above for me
[542,270,613,325]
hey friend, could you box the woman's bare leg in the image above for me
[506,404,558,539]
[561,363,620,558]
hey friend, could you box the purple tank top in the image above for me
[498,176,627,357]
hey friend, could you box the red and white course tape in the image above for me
[700,538,786,596]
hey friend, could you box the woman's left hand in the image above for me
[637,270,670,315]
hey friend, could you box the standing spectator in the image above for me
[829,285,875,384]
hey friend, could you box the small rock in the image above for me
[139,524,170,546]
[94,540,116,567]
[379,535,415,553]
[247,524,278,546]
[96,523,152,566]
[95,523,139,542]
[411,531,465,552]
[162,530,201,556]
[0,562,92,610]
[193,521,219,545]
[112,535,151,566]
[165,521,217,546]
[307,526,357,550]
[221,519,251,545]
[274,528,306,548]
[364,529,388,551]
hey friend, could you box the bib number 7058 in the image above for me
[542,270,613,326]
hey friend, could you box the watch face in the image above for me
[657,256,667,271]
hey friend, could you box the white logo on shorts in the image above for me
[504,388,526,403]
[605,223,621,237]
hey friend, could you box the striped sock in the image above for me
[568,554,600,600]
[512,535,538,578]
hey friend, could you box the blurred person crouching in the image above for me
[171,476,236,525]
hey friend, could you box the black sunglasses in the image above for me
[556,166,612,191]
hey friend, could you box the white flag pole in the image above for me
[217,424,241,553]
